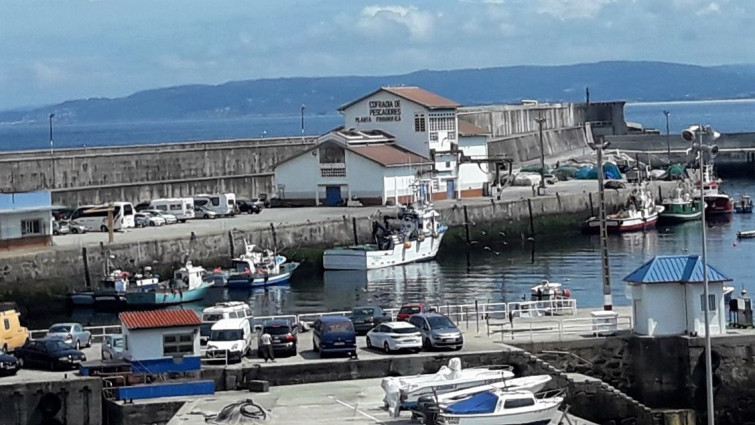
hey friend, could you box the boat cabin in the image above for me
[173,262,206,290]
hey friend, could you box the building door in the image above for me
[446,179,456,200]
[325,186,342,206]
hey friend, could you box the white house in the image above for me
[274,128,433,206]
[624,255,731,337]
[0,191,53,251]
[457,120,491,198]
[338,86,469,200]
[119,309,202,373]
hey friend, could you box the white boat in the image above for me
[420,375,553,410]
[585,183,664,233]
[223,242,299,288]
[530,280,571,301]
[324,180,447,270]
[436,389,564,425]
[737,230,755,239]
[382,358,514,415]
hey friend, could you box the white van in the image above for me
[149,198,195,222]
[200,301,253,344]
[193,193,236,217]
[206,318,253,363]
[70,202,135,232]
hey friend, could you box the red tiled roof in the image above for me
[120,309,201,330]
[338,86,460,111]
[348,143,431,167]
[458,119,489,136]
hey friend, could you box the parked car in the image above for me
[397,303,430,321]
[257,319,297,357]
[14,338,86,370]
[0,346,21,376]
[142,209,178,225]
[250,197,266,210]
[0,303,29,353]
[67,220,88,234]
[206,318,253,363]
[235,199,262,215]
[312,316,357,358]
[348,305,391,334]
[366,321,422,354]
[257,193,271,208]
[407,312,463,350]
[195,206,219,219]
[46,323,92,350]
[135,201,151,212]
[52,220,70,236]
[135,212,166,227]
[101,334,127,360]
[52,207,75,221]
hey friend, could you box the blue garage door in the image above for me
[446,180,456,200]
[325,186,342,206]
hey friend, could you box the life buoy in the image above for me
[403,241,411,249]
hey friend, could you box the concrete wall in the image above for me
[0,377,102,425]
[459,103,581,137]
[487,126,589,164]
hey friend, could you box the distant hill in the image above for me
[2,61,755,124]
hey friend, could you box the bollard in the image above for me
[527,199,535,237]
[228,231,235,258]
[475,300,479,334]
[464,306,469,329]
[352,217,359,246]
[463,205,471,244]
[270,223,278,251]
[81,247,92,290]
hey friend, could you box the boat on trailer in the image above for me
[436,389,564,425]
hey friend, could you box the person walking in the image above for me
[260,330,275,363]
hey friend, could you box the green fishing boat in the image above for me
[659,187,702,223]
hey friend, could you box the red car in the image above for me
[396,303,428,321]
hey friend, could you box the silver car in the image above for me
[101,334,127,360]
[407,313,463,350]
[46,323,92,350]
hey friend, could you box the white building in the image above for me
[274,129,432,206]
[457,120,491,198]
[338,86,490,200]
[0,191,53,251]
[624,255,731,337]
[119,309,202,373]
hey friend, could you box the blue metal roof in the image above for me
[623,255,732,284]
[0,191,51,211]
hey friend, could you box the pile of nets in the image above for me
[201,399,268,424]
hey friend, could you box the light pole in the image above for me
[589,137,613,311]
[300,104,306,135]
[49,113,56,188]
[682,124,720,425]
[535,116,546,194]
[663,110,671,164]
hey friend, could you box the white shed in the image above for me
[624,255,732,337]
[0,191,54,251]
[119,309,202,373]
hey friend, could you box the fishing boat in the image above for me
[68,263,160,307]
[585,183,664,233]
[323,180,447,270]
[659,186,702,223]
[225,242,300,289]
[436,389,564,425]
[735,194,753,214]
[125,261,213,308]
[736,230,755,239]
[692,164,734,216]
[530,280,571,301]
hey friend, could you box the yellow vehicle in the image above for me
[0,303,29,352]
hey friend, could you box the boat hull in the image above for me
[658,211,702,223]
[125,282,212,308]
[68,292,95,306]
[324,231,445,270]
[437,404,560,425]
[226,263,299,289]
[585,213,660,233]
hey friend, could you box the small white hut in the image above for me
[624,255,732,337]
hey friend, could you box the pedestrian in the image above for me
[508,310,514,328]
[260,330,275,363]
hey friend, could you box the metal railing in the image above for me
[201,348,230,367]
[488,315,633,343]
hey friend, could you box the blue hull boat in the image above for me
[126,281,213,308]
[227,262,300,289]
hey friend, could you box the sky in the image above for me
[2,0,754,111]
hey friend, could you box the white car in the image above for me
[195,206,218,219]
[142,209,178,224]
[366,321,423,354]
[135,212,166,227]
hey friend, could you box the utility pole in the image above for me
[535,116,546,195]
[300,104,306,135]
[590,137,612,311]
[49,113,55,188]
[663,110,671,164]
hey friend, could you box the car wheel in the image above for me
[48,361,56,371]
[454,345,463,351]
[86,337,92,348]
[71,228,78,234]
[423,338,432,350]
[100,225,108,232]
[312,339,319,352]
[53,230,59,235]
[204,214,210,219]
[149,221,155,227]
[1,344,6,353]
[383,342,391,354]
[16,357,23,368]
[290,344,297,356]
[366,337,372,349]
[75,340,81,350]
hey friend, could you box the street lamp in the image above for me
[300,104,306,135]
[663,110,671,164]
[535,116,546,194]
[588,137,613,311]
[682,124,720,425]
[49,113,55,188]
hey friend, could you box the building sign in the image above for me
[355,99,402,123]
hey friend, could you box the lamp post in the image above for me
[589,136,613,311]
[49,113,56,188]
[300,104,306,135]
[535,116,546,194]
[663,110,671,164]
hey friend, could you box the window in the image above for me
[169,204,181,211]
[504,398,535,409]
[21,219,43,235]
[445,161,451,168]
[163,333,194,356]
[123,204,133,215]
[414,114,426,132]
[700,294,717,311]
[321,168,346,178]
[211,197,220,206]
[3,319,9,330]
[195,199,208,207]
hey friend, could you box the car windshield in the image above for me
[203,314,224,322]
[390,326,420,334]
[49,325,71,333]
[45,340,71,351]
[210,330,243,341]
[264,325,290,335]
[400,306,421,314]
[427,316,456,329]
[352,308,375,316]
[110,338,125,348]
[324,321,354,332]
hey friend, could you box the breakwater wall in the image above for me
[0,137,315,205]
[487,126,589,164]
[0,377,102,425]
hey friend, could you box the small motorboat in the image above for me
[224,242,299,289]
[530,280,571,301]
[585,183,664,233]
[382,358,514,415]
[436,389,564,425]
[415,375,553,410]
[737,230,755,239]
[735,195,753,214]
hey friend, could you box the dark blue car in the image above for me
[0,347,20,376]
[14,338,86,371]
[312,316,357,358]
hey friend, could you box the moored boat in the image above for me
[659,186,702,223]
[125,261,213,308]
[225,242,300,289]
[436,389,564,425]
[585,183,664,233]
[736,230,755,239]
[692,164,734,216]
[735,194,753,214]
[323,180,447,270]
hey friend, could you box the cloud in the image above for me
[536,0,615,20]
[357,5,437,41]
